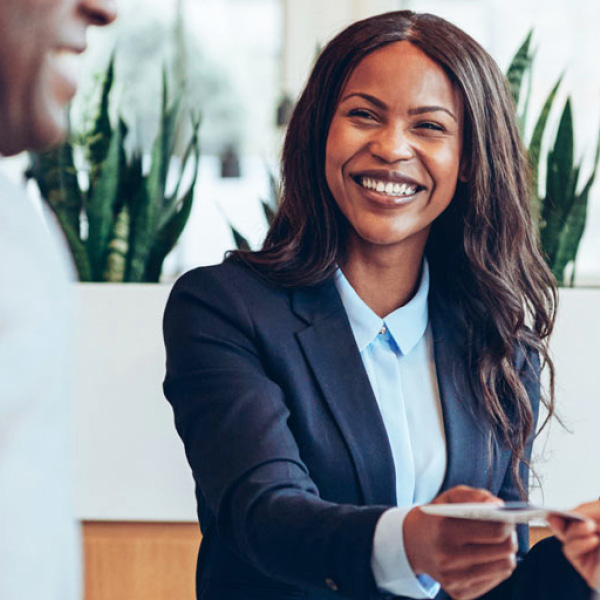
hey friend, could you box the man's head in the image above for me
[0,0,117,156]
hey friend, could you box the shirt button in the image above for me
[379,325,387,335]
[325,577,339,591]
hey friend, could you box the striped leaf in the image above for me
[86,120,122,281]
[506,30,533,110]
[528,77,562,223]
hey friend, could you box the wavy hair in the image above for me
[229,10,557,496]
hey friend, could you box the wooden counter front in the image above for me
[83,521,201,600]
[82,522,552,600]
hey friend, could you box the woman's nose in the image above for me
[369,125,414,164]
[79,0,118,26]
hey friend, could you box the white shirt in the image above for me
[0,172,81,600]
[335,262,446,598]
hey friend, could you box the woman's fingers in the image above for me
[444,518,514,545]
[443,557,516,599]
[435,485,502,505]
[446,534,518,570]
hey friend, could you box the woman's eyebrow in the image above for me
[340,92,387,110]
[408,106,457,123]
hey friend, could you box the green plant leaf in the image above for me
[528,77,562,222]
[104,204,130,282]
[547,98,575,216]
[231,226,251,251]
[518,57,534,136]
[125,182,151,282]
[146,71,184,224]
[144,182,195,282]
[555,125,600,284]
[87,53,115,192]
[143,114,201,282]
[506,30,533,110]
[52,209,92,281]
[552,175,593,285]
[262,200,276,226]
[86,120,122,281]
[540,99,575,264]
[128,81,187,282]
[158,113,201,231]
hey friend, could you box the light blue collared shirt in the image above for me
[334,261,446,598]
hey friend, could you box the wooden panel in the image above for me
[82,521,553,600]
[83,521,201,600]
[530,525,552,546]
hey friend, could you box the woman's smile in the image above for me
[350,169,427,207]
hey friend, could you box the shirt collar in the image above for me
[334,260,430,355]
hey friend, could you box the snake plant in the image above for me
[27,55,201,282]
[507,32,600,286]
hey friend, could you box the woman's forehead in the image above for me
[340,41,462,116]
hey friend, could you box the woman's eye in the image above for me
[347,109,376,121]
[417,122,445,132]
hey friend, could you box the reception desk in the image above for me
[74,284,599,599]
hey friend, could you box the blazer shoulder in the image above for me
[164,259,293,344]
[171,260,286,301]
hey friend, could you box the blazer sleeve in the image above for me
[162,267,388,599]
[480,346,591,600]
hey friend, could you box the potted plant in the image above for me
[27,55,201,283]
[507,33,600,511]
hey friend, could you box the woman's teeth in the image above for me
[359,177,418,197]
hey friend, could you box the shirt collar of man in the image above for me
[334,260,430,356]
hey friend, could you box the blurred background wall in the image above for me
[8,0,593,284]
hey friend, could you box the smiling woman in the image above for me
[163,10,593,600]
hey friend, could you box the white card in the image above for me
[420,502,588,524]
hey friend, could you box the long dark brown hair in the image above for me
[229,10,557,497]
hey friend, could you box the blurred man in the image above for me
[0,1,116,598]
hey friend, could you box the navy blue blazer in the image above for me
[163,260,589,600]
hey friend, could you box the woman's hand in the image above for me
[403,485,518,600]
[547,501,600,591]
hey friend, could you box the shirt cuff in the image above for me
[371,507,440,599]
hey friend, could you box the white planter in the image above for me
[73,285,600,521]
[73,283,196,522]
[531,288,600,509]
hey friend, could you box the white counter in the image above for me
[73,285,600,521]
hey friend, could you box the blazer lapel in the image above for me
[429,288,491,492]
[291,281,396,506]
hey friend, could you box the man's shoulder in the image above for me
[0,171,72,322]
[0,171,72,280]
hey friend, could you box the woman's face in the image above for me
[325,41,466,256]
